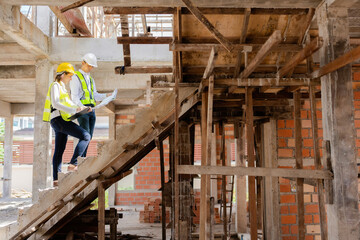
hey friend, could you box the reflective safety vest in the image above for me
[43,82,74,122]
[75,71,96,106]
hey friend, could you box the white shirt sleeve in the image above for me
[70,75,85,107]
[51,82,77,114]
[92,79,107,102]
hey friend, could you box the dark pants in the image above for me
[77,110,96,157]
[51,116,91,181]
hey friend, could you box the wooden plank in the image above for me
[49,6,74,34]
[309,85,328,240]
[239,30,282,79]
[219,122,227,239]
[115,66,172,74]
[4,0,322,8]
[203,47,218,79]
[177,165,333,179]
[323,140,333,204]
[311,44,360,79]
[298,8,315,45]
[170,43,299,52]
[61,0,94,13]
[245,87,257,240]
[235,120,247,233]
[199,90,209,240]
[104,7,308,15]
[117,36,173,44]
[205,75,214,239]
[181,0,234,52]
[119,14,131,66]
[294,90,305,240]
[98,179,105,240]
[277,37,322,78]
[158,140,166,240]
[213,77,319,87]
[233,8,251,82]
[174,42,180,240]
[263,119,280,240]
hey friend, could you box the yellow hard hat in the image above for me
[56,62,75,75]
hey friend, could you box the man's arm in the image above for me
[92,79,108,101]
[70,75,85,107]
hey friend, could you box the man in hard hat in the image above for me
[70,53,111,157]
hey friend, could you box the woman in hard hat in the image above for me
[70,53,111,157]
[43,62,91,186]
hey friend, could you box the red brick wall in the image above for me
[11,140,98,164]
[115,142,170,205]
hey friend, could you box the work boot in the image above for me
[53,180,58,187]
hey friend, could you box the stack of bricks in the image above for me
[139,198,170,223]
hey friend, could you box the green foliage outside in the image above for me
[91,190,109,210]
[0,121,4,164]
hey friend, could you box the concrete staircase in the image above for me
[8,88,198,240]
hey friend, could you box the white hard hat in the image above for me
[82,53,98,67]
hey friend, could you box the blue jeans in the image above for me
[77,110,96,157]
[51,116,91,181]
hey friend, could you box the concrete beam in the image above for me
[0,66,35,79]
[0,43,36,65]
[0,99,11,117]
[0,0,322,8]
[50,37,171,63]
[327,0,359,8]
[11,103,34,116]
[0,4,49,57]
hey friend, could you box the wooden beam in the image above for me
[170,43,302,52]
[211,78,319,87]
[2,1,322,9]
[203,47,218,79]
[0,5,49,57]
[277,37,322,78]
[49,6,74,34]
[233,8,251,80]
[104,7,308,15]
[115,66,172,74]
[61,0,94,13]
[98,179,105,240]
[294,90,305,240]
[298,8,315,45]
[120,14,131,66]
[309,85,328,240]
[177,165,333,179]
[311,44,360,79]
[181,0,234,52]
[245,87,257,240]
[239,30,282,79]
[117,36,172,44]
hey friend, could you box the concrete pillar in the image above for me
[317,4,360,239]
[32,59,52,202]
[2,116,13,198]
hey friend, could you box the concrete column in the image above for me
[317,4,359,239]
[2,116,13,198]
[32,59,52,202]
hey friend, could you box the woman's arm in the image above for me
[51,82,77,114]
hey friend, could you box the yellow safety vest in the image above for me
[75,71,96,106]
[43,82,75,122]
